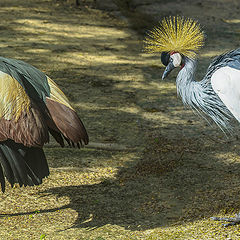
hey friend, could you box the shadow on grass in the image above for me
[2,132,240,231]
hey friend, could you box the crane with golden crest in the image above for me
[145,16,240,226]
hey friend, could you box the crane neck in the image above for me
[176,57,198,106]
[175,56,233,131]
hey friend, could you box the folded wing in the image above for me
[46,76,89,147]
[0,58,88,192]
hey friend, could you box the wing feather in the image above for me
[46,97,89,145]
[211,66,240,122]
[46,77,89,146]
[0,140,49,191]
[0,71,49,147]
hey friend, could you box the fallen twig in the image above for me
[85,142,134,151]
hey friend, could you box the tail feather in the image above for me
[0,157,5,192]
[24,147,49,182]
[1,144,28,187]
[0,140,49,192]
[0,149,15,188]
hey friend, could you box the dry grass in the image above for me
[0,0,240,239]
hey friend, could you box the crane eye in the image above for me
[161,52,170,66]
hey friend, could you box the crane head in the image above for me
[144,16,204,79]
[161,52,183,80]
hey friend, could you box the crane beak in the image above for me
[162,61,175,80]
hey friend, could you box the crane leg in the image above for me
[211,213,240,227]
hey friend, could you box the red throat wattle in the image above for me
[170,51,177,55]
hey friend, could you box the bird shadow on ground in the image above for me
[2,130,240,231]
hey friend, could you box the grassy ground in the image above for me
[0,0,240,239]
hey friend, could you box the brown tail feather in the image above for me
[46,98,89,146]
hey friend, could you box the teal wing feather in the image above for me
[0,57,50,102]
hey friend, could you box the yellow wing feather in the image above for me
[0,73,73,121]
[47,76,74,110]
[0,71,30,121]
[144,16,204,59]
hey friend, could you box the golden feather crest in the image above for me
[144,16,204,59]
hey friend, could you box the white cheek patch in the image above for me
[172,53,182,67]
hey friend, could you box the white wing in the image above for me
[211,66,240,122]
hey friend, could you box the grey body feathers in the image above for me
[175,49,240,131]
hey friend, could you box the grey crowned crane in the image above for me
[144,16,240,226]
[0,57,88,192]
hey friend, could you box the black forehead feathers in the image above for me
[161,52,170,66]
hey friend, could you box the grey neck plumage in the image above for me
[175,57,233,132]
